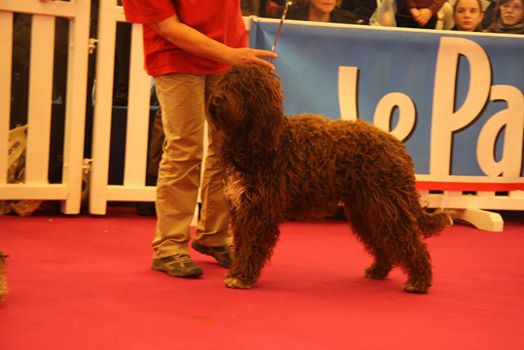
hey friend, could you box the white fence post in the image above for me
[0,12,14,185]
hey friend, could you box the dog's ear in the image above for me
[241,66,284,151]
[245,102,283,152]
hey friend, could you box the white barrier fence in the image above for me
[0,1,522,231]
[0,0,90,214]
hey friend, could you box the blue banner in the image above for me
[249,19,524,185]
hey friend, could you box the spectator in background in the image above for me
[452,0,485,31]
[242,0,262,15]
[285,0,359,23]
[436,0,455,30]
[369,0,397,26]
[481,0,498,28]
[341,0,377,23]
[259,0,288,17]
[395,0,446,28]
[486,0,524,33]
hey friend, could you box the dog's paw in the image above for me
[364,264,391,280]
[403,282,429,294]
[224,274,252,289]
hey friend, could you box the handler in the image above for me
[122,0,276,277]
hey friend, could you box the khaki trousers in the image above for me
[153,73,231,258]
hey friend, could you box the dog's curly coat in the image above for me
[207,64,449,293]
[0,252,8,301]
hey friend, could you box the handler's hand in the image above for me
[227,48,278,70]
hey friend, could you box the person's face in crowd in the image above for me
[499,0,524,26]
[309,0,338,14]
[454,0,484,31]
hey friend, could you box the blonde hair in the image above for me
[453,0,484,11]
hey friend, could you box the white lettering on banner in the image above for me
[338,36,523,177]
[338,66,359,121]
[338,67,416,140]
[374,92,416,141]
[477,85,524,177]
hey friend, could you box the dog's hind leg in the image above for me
[396,237,432,293]
[344,205,393,280]
[365,251,393,280]
[380,211,432,293]
[345,200,432,293]
[392,193,435,293]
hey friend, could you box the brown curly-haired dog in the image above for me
[207,64,449,293]
[0,252,8,301]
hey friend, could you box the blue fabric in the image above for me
[250,19,524,177]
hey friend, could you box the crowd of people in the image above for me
[242,0,523,33]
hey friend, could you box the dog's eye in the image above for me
[210,94,224,107]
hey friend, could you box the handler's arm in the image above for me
[150,15,277,69]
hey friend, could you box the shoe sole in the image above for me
[192,243,231,268]
[192,243,211,255]
[151,263,203,278]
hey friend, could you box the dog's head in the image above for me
[207,64,284,150]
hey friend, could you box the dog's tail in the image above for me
[417,207,451,238]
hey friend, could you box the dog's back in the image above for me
[279,114,448,235]
[279,114,415,196]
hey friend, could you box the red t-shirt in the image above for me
[122,0,247,76]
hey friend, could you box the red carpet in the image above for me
[0,209,523,350]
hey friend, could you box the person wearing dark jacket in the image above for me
[395,0,446,28]
[285,0,358,23]
[341,0,377,23]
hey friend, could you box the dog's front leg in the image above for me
[225,204,280,289]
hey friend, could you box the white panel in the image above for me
[476,191,495,198]
[60,0,91,214]
[420,192,524,210]
[107,185,156,201]
[0,0,77,17]
[123,23,151,186]
[0,183,68,199]
[25,14,55,184]
[509,190,524,200]
[115,2,126,22]
[89,0,118,214]
[0,12,13,184]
